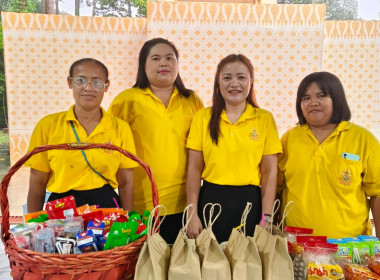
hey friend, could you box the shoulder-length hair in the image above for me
[296,71,351,125]
[133,37,193,97]
[209,54,258,144]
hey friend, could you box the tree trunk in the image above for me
[92,0,96,16]
[127,1,132,17]
[44,0,55,14]
[55,0,59,14]
[75,0,80,16]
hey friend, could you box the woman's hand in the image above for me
[187,214,203,239]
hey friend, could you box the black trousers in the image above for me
[47,184,120,208]
[198,180,262,243]
[158,212,183,245]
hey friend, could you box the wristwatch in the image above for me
[262,213,273,223]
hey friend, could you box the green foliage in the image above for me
[276,0,359,20]
[132,0,146,17]
[85,0,146,18]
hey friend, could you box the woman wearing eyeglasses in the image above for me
[25,58,138,212]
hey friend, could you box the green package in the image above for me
[103,221,139,250]
[366,241,380,256]
[335,243,353,263]
[142,210,150,226]
[350,242,370,264]
[27,214,48,223]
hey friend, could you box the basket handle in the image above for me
[0,143,159,245]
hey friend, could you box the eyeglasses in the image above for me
[69,76,108,92]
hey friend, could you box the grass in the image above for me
[0,131,8,146]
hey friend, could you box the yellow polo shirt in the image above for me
[186,104,282,185]
[108,87,204,215]
[278,122,380,238]
[25,106,138,193]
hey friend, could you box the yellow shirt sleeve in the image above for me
[361,134,380,197]
[186,108,206,151]
[263,112,283,156]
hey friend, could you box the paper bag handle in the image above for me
[202,203,221,231]
[238,202,252,236]
[147,205,167,238]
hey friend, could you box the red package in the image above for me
[81,210,104,229]
[102,212,121,235]
[45,195,78,219]
[340,261,380,280]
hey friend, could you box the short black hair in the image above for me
[69,58,109,82]
[133,37,193,97]
[296,71,351,125]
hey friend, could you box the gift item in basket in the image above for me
[45,195,78,219]
[33,227,56,253]
[1,143,158,280]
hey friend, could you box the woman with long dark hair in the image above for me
[109,38,203,244]
[186,54,282,242]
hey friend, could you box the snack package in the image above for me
[339,261,380,280]
[76,230,97,253]
[10,222,40,250]
[103,221,139,250]
[368,241,380,257]
[63,217,84,238]
[27,213,48,223]
[364,254,380,275]
[33,227,56,253]
[303,242,344,280]
[45,219,66,237]
[45,195,78,219]
[81,210,103,229]
[285,226,313,255]
[351,242,370,264]
[357,236,379,242]
[24,210,47,223]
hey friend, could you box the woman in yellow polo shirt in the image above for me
[25,58,138,212]
[186,54,282,242]
[278,72,380,238]
[108,38,204,244]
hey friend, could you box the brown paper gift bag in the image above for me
[135,205,170,280]
[253,200,294,280]
[196,203,231,280]
[225,202,262,280]
[168,204,202,280]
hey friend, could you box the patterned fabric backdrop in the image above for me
[1,2,379,215]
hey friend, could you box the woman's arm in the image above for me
[116,168,134,211]
[186,149,205,239]
[27,168,50,212]
[370,196,380,239]
[260,154,279,216]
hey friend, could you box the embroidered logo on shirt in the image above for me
[339,168,352,185]
[249,128,260,141]
[103,140,113,154]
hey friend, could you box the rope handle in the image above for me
[202,203,222,232]
[278,200,294,233]
[147,205,166,238]
[238,202,252,236]
[0,143,159,245]
[182,204,195,236]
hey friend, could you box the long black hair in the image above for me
[133,37,193,97]
[209,54,258,144]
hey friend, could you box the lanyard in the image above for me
[70,121,109,183]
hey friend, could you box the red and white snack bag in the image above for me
[339,261,380,280]
[45,195,78,219]
[285,226,313,254]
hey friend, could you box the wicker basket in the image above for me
[0,143,159,280]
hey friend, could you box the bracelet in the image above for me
[260,213,273,226]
